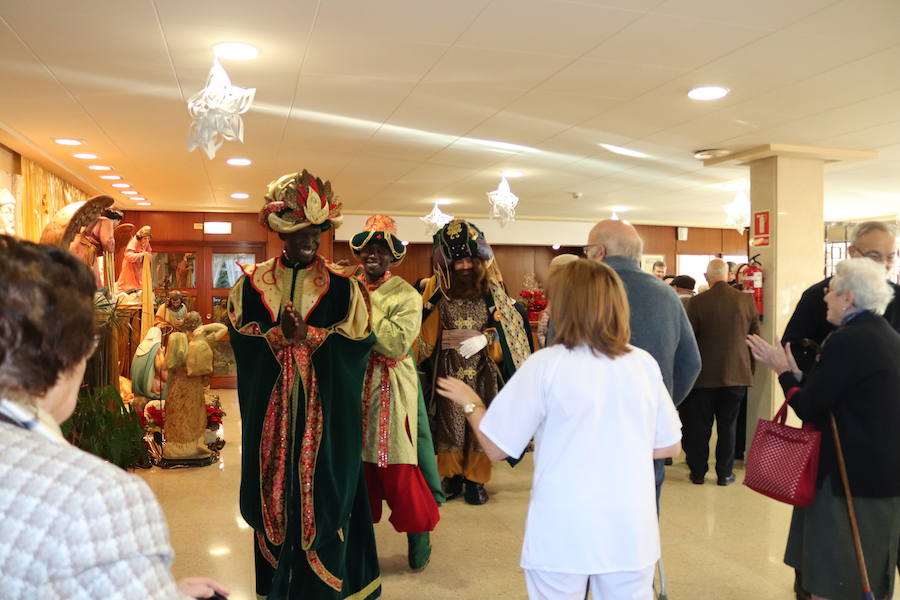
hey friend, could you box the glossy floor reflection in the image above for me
[140,390,820,599]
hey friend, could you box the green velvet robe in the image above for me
[228,255,380,600]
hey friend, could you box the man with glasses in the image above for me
[784,220,899,350]
[781,220,898,600]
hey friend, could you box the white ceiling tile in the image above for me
[584,13,769,70]
[463,111,572,147]
[302,40,448,80]
[457,0,643,57]
[783,0,900,51]
[1,0,899,224]
[311,0,492,46]
[541,58,687,99]
[820,120,900,150]
[554,0,662,10]
[422,46,573,90]
[653,0,834,29]
[386,83,523,137]
[291,74,417,125]
[504,89,621,126]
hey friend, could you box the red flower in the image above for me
[206,405,225,426]
[145,406,165,428]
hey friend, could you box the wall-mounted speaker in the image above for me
[677,227,688,241]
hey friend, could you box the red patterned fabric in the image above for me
[744,393,821,507]
[361,353,401,468]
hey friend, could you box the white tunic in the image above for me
[479,344,681,574]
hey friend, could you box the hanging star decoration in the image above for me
[421,203,454,235]
[487,176,519,227]
[186,58,256,160]
[723,190,750,233]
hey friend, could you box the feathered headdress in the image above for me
[259,169,343,233]
[349,215,406,263]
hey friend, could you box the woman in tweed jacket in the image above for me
[0,235,228,600]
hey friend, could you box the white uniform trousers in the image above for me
[524,565,655,600]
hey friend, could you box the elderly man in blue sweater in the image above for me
[586,219,701,501]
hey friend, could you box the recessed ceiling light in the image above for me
[401,240,409,246]
[599,143,649,159]
[54,138,82,146]
[434,199,452,205]
[99,174,122,180]
[111,183,130,188]
[88,165,113,171]
[121,190,138,195]
[73,153,97,159]
[552,244,560,250]
[688,86,729,101]
[213,42,260,61]
[131,197,145,200]
[136,202,152,206]
[501,170,523,178]
[226,157,252,166]
[230,192,250,199]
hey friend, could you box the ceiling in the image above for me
[1,0,899,227]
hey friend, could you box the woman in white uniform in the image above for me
[438,258,681,600]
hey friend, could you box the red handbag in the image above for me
[743,392,821,507]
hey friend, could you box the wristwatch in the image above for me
[463,402,478,414]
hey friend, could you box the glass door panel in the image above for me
[211,253,255,289]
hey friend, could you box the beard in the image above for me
[448,261,488,300]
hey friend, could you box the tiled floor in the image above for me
[139,390,815,599]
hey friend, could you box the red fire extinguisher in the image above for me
[738,255,764,320]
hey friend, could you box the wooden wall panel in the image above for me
[392,244,432,286]
[635,225,677,270]
[676,227,723,255]
[199,213,267,243]
[492,245,534,300]
[722,228,750,255]
[123,211,204,242]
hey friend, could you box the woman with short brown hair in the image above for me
[438,259,681,600]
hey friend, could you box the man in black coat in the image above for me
[783,221,899,356]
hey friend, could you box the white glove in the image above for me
[459,334,489,359]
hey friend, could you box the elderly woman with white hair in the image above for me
[748,257,900,600]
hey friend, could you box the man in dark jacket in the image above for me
[783,221,899,351]
[681,259,759,486]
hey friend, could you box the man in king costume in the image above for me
[350,215,442,571]
[227,170,381,600]
[415,219,533,505]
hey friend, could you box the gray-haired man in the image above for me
[586,220,701,502]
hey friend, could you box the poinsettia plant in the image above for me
[206,404,225,429]
[519,289,548,312]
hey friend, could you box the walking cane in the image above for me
[829,412,877,600]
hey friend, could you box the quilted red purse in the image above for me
[743,392,821,507]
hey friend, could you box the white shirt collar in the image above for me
[0,398,67,443]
